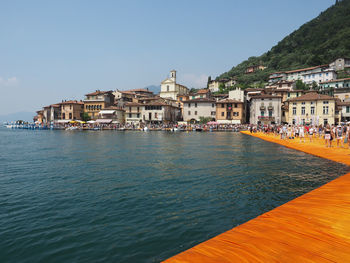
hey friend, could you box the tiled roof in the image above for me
[320,77,350,84]
[60,100,84,105]
[251,94,282,100]
[85,90,112,96]
[197,89,210,94]
[288,92,334,101]
[184,98,216,103]
[216,99,243,104]
[126,88,153,93]
[285,64,329,74]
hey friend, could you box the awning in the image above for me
[99,110,116,114]
[87,120,96,124]
[55,120,71,123]
[207,121,219,125]
[95,119,113,124]
[112,121,120,124]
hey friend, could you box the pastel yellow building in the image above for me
[288,92,337,125]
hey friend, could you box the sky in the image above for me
[0,0,335,115]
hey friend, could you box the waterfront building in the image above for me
[59,100,84,120]
[338,101,350,122]
[124,102,144,124]
[216,99,245,124]
[160,70,189,100]
[142,101,179,124]
[329,57,350,71]
[35,110,44,123]
[250,95,282,125]
[287,92,338,125]
[98,106,125,124]
[84,90,115,120]
[43,104,61,124]
[183,98,216,122]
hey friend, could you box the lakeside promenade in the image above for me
[164,131,350,262]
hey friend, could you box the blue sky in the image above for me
[0,0,334,115]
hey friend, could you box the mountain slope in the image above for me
[219,0,350,85]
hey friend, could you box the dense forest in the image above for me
[218,0,350,87]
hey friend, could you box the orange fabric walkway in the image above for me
[164,131,350,262]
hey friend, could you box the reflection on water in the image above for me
[0,129,348,263]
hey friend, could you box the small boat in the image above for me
[143,127,149,132]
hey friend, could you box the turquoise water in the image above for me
[1,128,348,262]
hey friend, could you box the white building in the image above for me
[160,70,189,100]
[250,95,282,125]
[183,98,216,122]
[302,69,337,85]
[229,88,245,102]
[338,101,350,122]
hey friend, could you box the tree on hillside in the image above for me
[295,80,309,90]
[207,76,211,88]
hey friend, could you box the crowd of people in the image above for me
[249,123,350,148]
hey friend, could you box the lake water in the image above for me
[1,128,348,262]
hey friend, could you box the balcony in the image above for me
[258,116,275,121]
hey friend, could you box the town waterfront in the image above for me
[1,128,349,262]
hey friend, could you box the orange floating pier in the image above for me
[164,131,350,262]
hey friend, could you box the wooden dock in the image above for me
[164,131,350,262]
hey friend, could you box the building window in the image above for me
[212,103,215,107]
[167,85,169,92]
[269,111,272,117]
[301,107,305,115]
[137,113,140,118]
[211,111,216,116]
[311,107,315,115]
[301,102,305,105]
[323,101,329,104]
[221,104,224,108]
[323,106,329,115]
[62,113,66,119]
[188,103,191,108]
[221,112,224,117]
[234,104,238,108]
[293,107,296,115]
[261,111,264,116]
[293,102,297,105]
[195,103,197,108]
[347,106,350,113]
[129,113,132,118]
[69,113,72,119]
[195,111,197,115]
[188,111,191,115]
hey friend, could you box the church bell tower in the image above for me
[170,70,176,82]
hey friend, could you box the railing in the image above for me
[258,116,275,121]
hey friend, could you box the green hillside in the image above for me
[218,0,350,86]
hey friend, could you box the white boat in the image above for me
[143,127,149,131]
